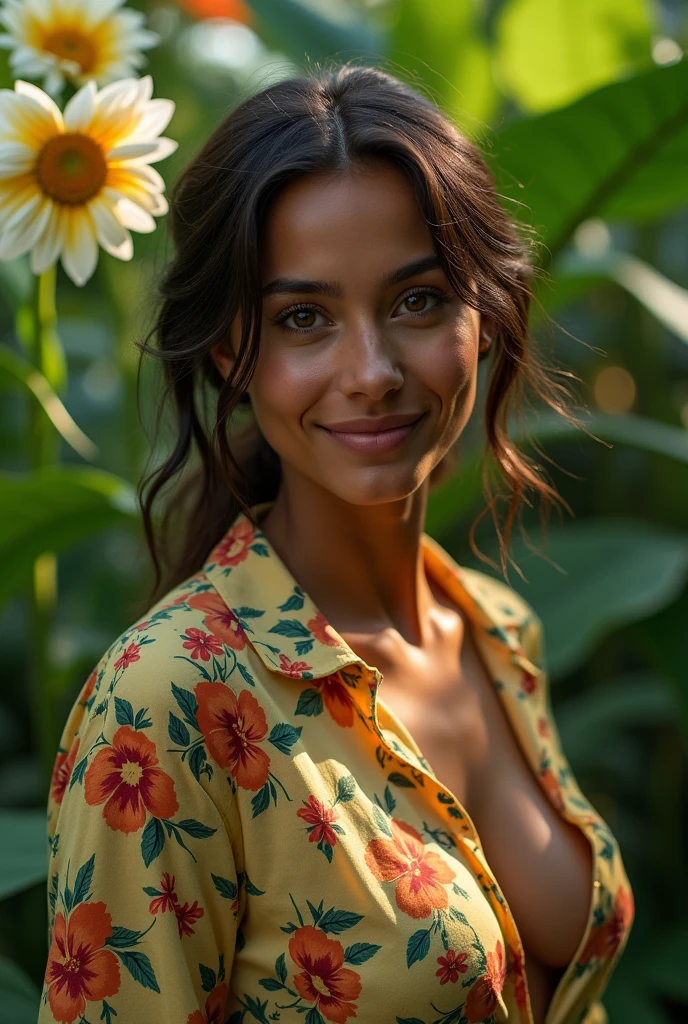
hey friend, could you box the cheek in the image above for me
[416,322,477,403]
[248,345,324,437]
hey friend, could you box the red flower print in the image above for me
[175,899,205,938]
[436,948,469,984]
[313,672,355,728]
[278,654,313,677]
[194,682,270,790]
[520,670,537,695]
[211,519,255,568]
[187,591,249,650]
[181,627,224,662]
[51,737,80,806]
[307,611,340,647]
[289,925,362,1023]
[148,872,178,915]
[187,981,228,1024]
[44,902,120,1023]
[537,717,550,739]
[464,939,507,1022]
[113,642,140,672]
[297,795,340,847]
[579,885,634,965]
[506,943,528,1010]
[84,726,179,833]
[364,818,456,919]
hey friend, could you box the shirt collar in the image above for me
[202,501,540,681]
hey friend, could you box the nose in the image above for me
[337,318,404,400]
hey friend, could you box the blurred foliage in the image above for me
[0,0,687,1021]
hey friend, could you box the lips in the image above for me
[318,413,425,455]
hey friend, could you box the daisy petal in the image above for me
[90,196,133,258]
[63,80,97,132]
[113,195,155,233]
[14,80,63,128]
[0,141,35,176]
[31,203,64,275]
[61,205,99,287]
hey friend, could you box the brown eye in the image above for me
[404,293,428,312]
[291,309,317,328]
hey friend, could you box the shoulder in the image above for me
[459,564,545,666]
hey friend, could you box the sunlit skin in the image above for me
[210,160,592,1024]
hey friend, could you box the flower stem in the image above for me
[26,266,62,788]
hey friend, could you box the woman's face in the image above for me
[213,160,486,507]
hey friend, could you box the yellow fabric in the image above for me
[38,501,634,1024]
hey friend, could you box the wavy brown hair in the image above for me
[134,61,582,612]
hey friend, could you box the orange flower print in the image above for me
[44,902,120,1023]
[211,518,255,568]
[506,943,528,1011]
[79,668,97,705]
[113,641,141,672]
[520,670,537,695]
[187,981,228,1024]
[537,716,550,739]
[194,682,270,790]
[579,885,634,965]
[289,925,362,1024]
[187,591,249,650]
[364,818,456,919]
[464,939,507,1023]
[297,795,340,847]
[436,948,469,984]
[51,737,80,806]
[181,627,224,661]
[314,672,355,727]
[84,726,179,833]
[307,611,340,647]
[278,654,313,677]
[540,764,566,814]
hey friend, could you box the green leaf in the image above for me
[0,344,98,460]
[117,949,160,993]
[495,0,654,113]
[168,712,190,748]
[114,696,134,728]
[343,941,381,965]
[336,774,356,803]
[492,60,688,267]
[295,688,324,717]
[0,810,47,899]
[71,853,95,908]
[267,722,302,755]
[0,954,40,1024]
[141,817,164,868]
[0,467,137,609]
[317,907,363,935]
[556,247,688,345]
[211,873,238,901]
[473,519,688,679]
[406,928,431,967]
[246,0,381,64]
[389,0,498,131]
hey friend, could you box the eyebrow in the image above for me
[261,254,444,298]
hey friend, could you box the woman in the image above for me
[39,64,634,1024]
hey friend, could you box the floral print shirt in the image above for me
[39,501,634,1024]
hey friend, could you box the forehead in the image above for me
[260,161,435,281]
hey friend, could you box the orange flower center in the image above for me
[120,760,143,785]
[36,133,107,205]
[63,955,81,973]
[41,26,97,73]
[310,974,330,997]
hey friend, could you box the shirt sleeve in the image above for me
[38,643,245,1024]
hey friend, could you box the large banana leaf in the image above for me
[491,59,688,266]
[0,809,47,900]
[245,0,382,63]
[0,468,138,608]
[495,0,654,113]
[465,518,688,680]
[0,955,40,1024]
[426,411,688,539]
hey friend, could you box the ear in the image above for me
[479,313,496,341]
[210,340,235,382]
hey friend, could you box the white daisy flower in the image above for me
[0,0,160,99]
[0,74,177,286]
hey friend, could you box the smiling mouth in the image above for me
[318,413,426,454]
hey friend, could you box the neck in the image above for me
[258,471,438,648]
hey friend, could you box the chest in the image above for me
[343,621,594,1020]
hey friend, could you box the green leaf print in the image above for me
[199,963,216,991]
[343,942,381,965]
[372,803,393,838]
[268,619,311,639]
[114,696,134,726]
[295,688,323,717]
[334,774,356,804]
[305,1009,325,1024]
[141,817,164,867]
[168,712,190,747]
[251,782,270,818]
[278,588,305,612]
[237,661,255,687]
[117,949,160,992]
[267,722,302,755]
[316,908,363,935]
[406,928,431,968]
[171,681,200,731]
[71,853,95,908]
[174,818,216,839]
[275,952,287,984]
[388,771,415,788]
[212,873,238,901]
